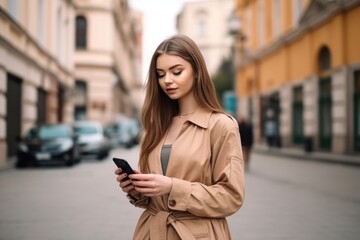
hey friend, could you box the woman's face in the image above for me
[156,54,195,101]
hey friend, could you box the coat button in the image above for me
[169,199,176,207]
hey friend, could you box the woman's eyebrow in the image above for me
[156,64,183,71]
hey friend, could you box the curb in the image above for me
[0,157,16,172]
[253,146,360,167]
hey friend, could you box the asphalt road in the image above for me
[0,146,359,240]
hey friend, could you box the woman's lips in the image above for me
[166,88,178,94]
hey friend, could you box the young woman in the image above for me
[115,34,245,239]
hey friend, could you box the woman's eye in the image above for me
[157,73,165,78]
[173,71,182,76]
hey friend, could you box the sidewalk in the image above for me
[253,144,360,166]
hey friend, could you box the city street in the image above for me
[1,146,359,240]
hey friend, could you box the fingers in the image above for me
[115,169,135,193]
[114,168,122,175]
[116,171,128,182]
[129,174,172,197]
[116,171,171,196]
[128,173,152,181]
[120,181,135,193]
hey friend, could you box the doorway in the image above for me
[292,86,304,144]
[6,74,22,157]
[319,78,332,150]
[354,71,360,151]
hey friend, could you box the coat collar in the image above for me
[187,107,212,129]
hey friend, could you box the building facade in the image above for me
[0,0,143,167]
[74,0,142,124]
[176,0,235,76]
[0,0,76,166]
[234,0,360,155]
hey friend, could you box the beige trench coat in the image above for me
[130,108,245,240]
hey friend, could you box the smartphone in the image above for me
[113,158,135,175]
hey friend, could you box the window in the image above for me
[197,20,207,38]
[75,80,87,105]
[37,88,47,124]
[244,9,252,50]
[195,9,207,38]
[76,16,87,49]
[258,0,265,47]
[273,0,281,38]
[38,0,45,46]
[319,46,331,73]
[8,0,19,20]
[57,6,62,60]
[292,0,302,25]
[74,80,87,120]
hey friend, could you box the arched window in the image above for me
[318,46,331,73]
[75,16,87,49]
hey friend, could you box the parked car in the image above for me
[16,123,81,168]
[73,121,110,159]
[105,119,140,148]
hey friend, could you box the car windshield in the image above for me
[74,125,99,135]
[26,125,71,140]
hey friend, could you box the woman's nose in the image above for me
[164,74,173,84]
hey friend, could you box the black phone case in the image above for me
[113,158,135,175]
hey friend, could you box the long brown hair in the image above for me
[139,34,224,172]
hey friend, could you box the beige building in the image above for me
[131,10,144,113]
[74,0,143,123]
[0,0,76,166]
[0,0,143,167]
[176,0,235,76]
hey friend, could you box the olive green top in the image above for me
[160,144,172,175]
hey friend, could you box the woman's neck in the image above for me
[177,94,198,116]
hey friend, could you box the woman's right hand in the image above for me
[115,168,141,199]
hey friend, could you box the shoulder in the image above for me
[209,112,239,132]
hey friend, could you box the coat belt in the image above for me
[146,207,197,240]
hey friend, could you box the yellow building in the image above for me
[234,0,360,154]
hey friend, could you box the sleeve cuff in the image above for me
[168,178,191,211]
[127,194,150,208]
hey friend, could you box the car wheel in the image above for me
[97,150,109,160]
[74,148,81,163]
[65,159,74,167]
[64,152,74,167]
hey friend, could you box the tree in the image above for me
[212,57,234,106]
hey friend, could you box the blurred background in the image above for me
[0,0,360,239]
[1,0,360,166]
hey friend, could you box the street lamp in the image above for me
[228,10,241,36]
[227,10,248,118]
[228,10,246,66]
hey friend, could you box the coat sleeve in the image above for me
[167,119,245,218]
[127,194,150,208]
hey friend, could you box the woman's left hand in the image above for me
[128,173,173,197]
